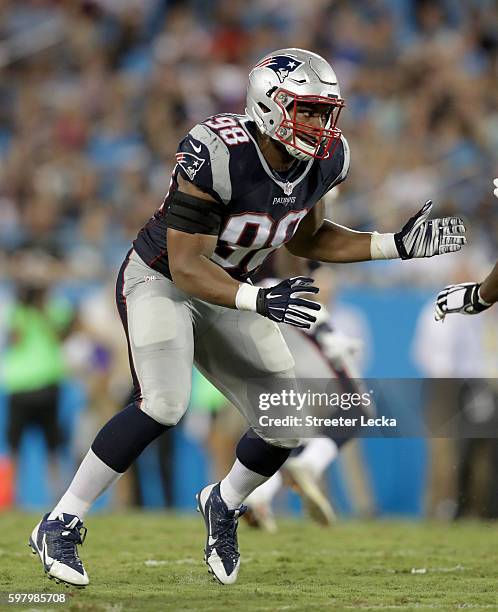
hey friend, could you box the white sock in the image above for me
[245,471,283,506]
[48,449,122,520]
[220,459,268,510]
[292,438,338,479]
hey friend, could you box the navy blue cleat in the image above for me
[29,513,89,587]
[196,483,247,585]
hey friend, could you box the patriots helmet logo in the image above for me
[175,151,205,181]
[255,55,304,84]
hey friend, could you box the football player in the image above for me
[245,263,372,530]
[29,48,466,587]
[434,179,498,321]
[245,320,366,530]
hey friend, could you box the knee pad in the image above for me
[141,389,188,426]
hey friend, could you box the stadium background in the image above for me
[0,0,497,517]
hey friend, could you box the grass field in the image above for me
[0,512,497,611]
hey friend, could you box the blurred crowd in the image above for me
[0,0,498,515]
[0,0,496,291]
[0,0,497,515]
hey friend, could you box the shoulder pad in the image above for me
[334,135,350,187]
[176,121,232,204]
[319,135,350,194]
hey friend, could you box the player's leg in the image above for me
[50,252,194,516]
[277,325,338,524]
[193,303,298,584]
[30,250,194,587]
[195,306,299,505]
[244,471,281,532]
[284,439,338,525]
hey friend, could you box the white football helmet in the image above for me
[246,48,344,161]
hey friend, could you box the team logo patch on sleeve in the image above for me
[255,55,304,83]
[175,152,206,181]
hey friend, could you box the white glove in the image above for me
[434,282,491,321]
[320,331,363,366]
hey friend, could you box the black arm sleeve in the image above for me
[165,190,223,236]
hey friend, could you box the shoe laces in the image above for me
[215,505,247,560]
[57,525,87,566]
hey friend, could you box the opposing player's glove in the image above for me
[235,276,320,328]
[304,306,363,361]
[370,201,466,260]
[434,282,492,321]
[320,331,363,365]
[256,276,321,328]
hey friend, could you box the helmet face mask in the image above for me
[246,48,345,161]
[273,89,344,161]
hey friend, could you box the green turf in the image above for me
[0,512,497,611]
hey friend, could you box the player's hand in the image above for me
[434,282,491,321]
[256,276,321,329]
[394,201,466,259]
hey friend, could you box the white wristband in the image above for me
[235,283,260,311]
[370,232,398,260]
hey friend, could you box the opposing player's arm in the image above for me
[470,179,498,304]
[287,199,466,263]
[167,176,240,308]
[434,179,497,320]
[479,261,498,305]
[168,176,321,328]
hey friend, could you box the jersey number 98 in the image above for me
[204,116,250,146]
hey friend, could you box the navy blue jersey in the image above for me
[134,113,349,282]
